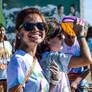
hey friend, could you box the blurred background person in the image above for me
[0,23,12,92]
[69,4,80,18]
[53,4,66,24]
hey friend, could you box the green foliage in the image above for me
[0,0,6,26]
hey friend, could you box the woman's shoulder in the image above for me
[10,50,26,63]
[42,51,61,59]
[11,50,34,66]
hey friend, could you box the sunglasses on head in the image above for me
[18,22,46,31]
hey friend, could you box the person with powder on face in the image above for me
[7,8,60,92]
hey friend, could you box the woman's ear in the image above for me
[15,30,20,39]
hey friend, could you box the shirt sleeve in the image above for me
[7,55,25,90]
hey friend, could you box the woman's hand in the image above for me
[50,61,60,82]
[73,18,85,36]
[49,61,60,92]
[71,81,78,90]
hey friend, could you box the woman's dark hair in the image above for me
[36,18,62,61]
[0,23,7,41]
[86,26,92,40]
[15,8,46,51]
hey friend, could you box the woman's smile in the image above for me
[28,32,42,39]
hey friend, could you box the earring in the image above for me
[62,35,65,39]
[17,36,20,39]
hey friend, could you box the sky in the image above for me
[84,0,92,26]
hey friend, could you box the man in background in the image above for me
[53,4,66,24]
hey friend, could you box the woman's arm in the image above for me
[49,83,56,92]
[71,69,90,90]
[69,38,92,68]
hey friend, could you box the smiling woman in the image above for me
[7,8,60,92]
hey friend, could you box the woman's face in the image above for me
[58,6,64,15]
[18,14,46,47]
[0,26,5,39]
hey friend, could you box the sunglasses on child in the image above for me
[18,22,46,31]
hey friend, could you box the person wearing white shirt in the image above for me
[53,4,66,24]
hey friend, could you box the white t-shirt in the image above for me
[7,50,49,92]
[53,14,66,24]
[60,40,80,56]
[69,11,80,18]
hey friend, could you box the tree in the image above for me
[0,0,6,26]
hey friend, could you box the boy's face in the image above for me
[64,32,75,46]
[58,6,64,15]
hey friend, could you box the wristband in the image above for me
[77,35,85,40]
[50,79,60,85]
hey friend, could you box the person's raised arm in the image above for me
[69,18,92,69]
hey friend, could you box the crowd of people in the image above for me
[53,4,80,24]
[0,4,92,92]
